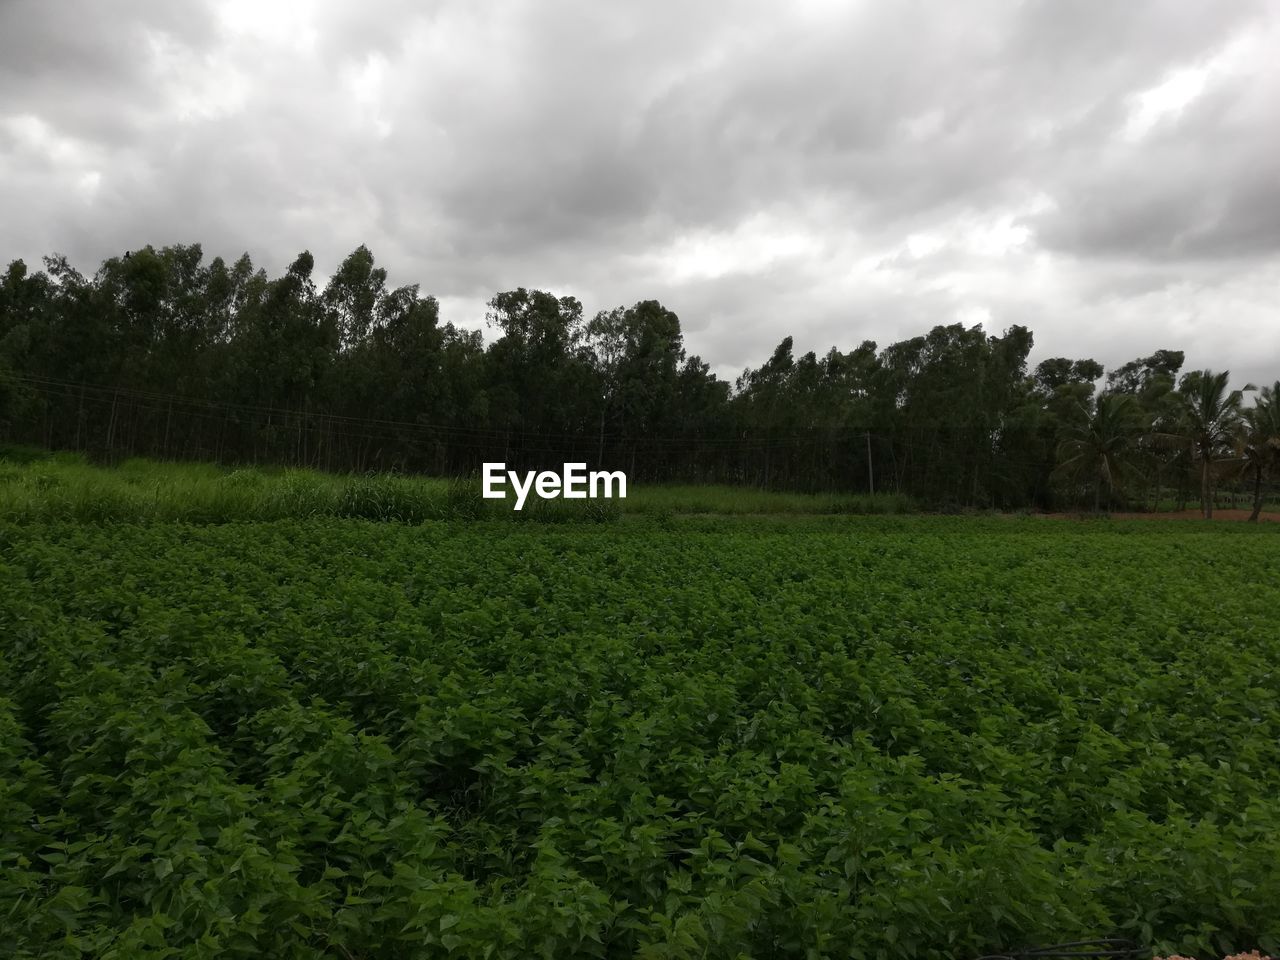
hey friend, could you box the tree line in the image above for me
[1,243,1277,514]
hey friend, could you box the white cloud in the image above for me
[215,0,319,52]
[651,214,826,283]
[1,0,1278,390]
[1122,66,1210,142]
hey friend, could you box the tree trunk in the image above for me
[1201,455,1212,520]
[1249,465,1263,522]
[75,384,85,451]
[597,403,605,466]
[105,389,120,457]
[865,431,875,496]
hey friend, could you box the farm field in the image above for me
[3,512,1280,959]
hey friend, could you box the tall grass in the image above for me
[0,453,916,523]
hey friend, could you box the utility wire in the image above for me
[8,372,1061,465]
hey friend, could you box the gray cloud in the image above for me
[3,0,1279,388]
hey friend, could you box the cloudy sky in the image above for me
[2,0,1278,386]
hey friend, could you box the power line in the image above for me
[10,372,1134,480]
[8,372,1062,464]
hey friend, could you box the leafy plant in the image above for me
[2,514,1278,957]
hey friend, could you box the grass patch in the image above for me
[0,453,917,523]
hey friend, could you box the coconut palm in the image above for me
[1177,370,1249,519]
[1236,382,1280,522]
[1054,392,1147,513]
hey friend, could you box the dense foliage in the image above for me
[3,245,1277,510]
[4,515,1279,958]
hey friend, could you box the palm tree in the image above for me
[1178,370,1249,519]
[1237,382,1280,522]
[1054,392,1147,513]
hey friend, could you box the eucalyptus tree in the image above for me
[484,288,594,468]
[323,245,386,350]
[0,260,52,433]
[872,323,1033,507]
[585,300,685,474]
[1054,391,1148,513]
[1178,370,1250,519]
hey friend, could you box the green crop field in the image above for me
[3,507,1279,958]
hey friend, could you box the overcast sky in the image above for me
[2,0,1278,386]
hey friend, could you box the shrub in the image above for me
[444,475,488,521]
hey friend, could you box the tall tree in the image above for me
[485,288,592,467]
[1236,382,1280,522]
[1178,369,1249,519]
[1054,392,1148,513]
[324,245,386,350]
[585,300,686,473]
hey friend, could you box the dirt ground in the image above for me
[1044,508,1280,522]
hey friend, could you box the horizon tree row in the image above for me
[1,243,1277,512]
